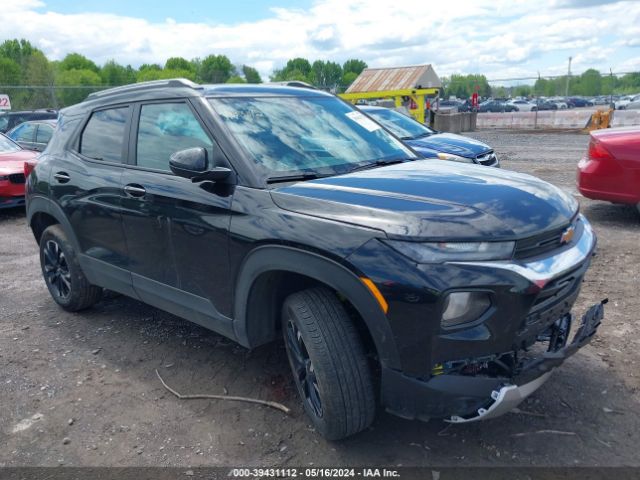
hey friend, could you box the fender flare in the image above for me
[233,245,401,370]
[27,195,81,252]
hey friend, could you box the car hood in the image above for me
[407,133,491,158]
[0,150,37,174]
[271,160,577,240]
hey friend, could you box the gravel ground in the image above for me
[1,130,639,467]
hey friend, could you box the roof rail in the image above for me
[267,81,317,90]
[86,78,202,100]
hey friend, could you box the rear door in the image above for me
[49,105,135,296]
[120,100,234,332]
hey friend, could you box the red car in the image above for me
[0,133,39,209]
[577,127,640,212]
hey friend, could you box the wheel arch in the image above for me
[233,245,401,370]
[27,196,80,251]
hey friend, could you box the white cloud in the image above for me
[0,0,638,81]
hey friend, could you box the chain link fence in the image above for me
[2,71,639,113]
[0,85,109,111]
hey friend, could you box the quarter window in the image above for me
[80,107,129,162]
[136,103,213,171]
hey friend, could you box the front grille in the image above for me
[529,267,584,315]
[514,218,582,260]
[517,266,585,341]
[8,173,25,184]
[475,151,498,166]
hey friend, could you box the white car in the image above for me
[614,95,635,110]
[549,98,568,109]
[507,99,537,112]
[625,94,640,110]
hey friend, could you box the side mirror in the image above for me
[169,147,233,183]
[169,147,208,178]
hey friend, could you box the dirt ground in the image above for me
[1,130,639,467]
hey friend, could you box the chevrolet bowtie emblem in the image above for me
[560,225,575,244]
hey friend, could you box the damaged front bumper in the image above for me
[381,300,606,423]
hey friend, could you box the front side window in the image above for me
[209,96,416,177]
[80,107,129,162]
[364,108,435,140]
[136,103,214,171]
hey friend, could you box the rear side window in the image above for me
[80,107,129,162]
[36,124,54,144]
[136,103,213,171]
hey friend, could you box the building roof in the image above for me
[345,65,442,94]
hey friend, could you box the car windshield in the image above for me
[363,108,436,140]
[0,133,21,154]
[208,96,416,178]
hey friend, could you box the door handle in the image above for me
[53,172,70,183]
[124,184,147,197]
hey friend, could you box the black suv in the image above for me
[0,109,58,133]
[26,79,604,440]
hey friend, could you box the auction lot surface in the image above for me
[1,131,639,467]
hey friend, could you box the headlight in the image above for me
[384,240,515,263]
[0,175,9,181]
[442,291,491,328]
[436,152,474,163]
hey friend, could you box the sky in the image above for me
[1,0,639,82]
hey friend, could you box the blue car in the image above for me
[360,106,499,167]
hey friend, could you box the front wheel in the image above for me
[282,287,375,440]
[39,225,102,311]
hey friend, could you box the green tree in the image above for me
[14,51,56,109]
[341,71,358,91]
[577,69,602,96]
[101,60,136,86]
[310,60,342,88]
[136,68,196,83]
[199,54,233,83]
[242,65,262,83]
[56,68,102,106]
[492,86,507,99]
[513,84,532,97]
[226,75,246,84]
[272,57,312,82]
[165,57,193,72]
[342,59,367,75]
[0,58,21,85]
[138,63,162,72]
[59,53,99,73]
[0,39,38,70]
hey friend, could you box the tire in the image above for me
[282,287,375,440]
[39,224,102,311]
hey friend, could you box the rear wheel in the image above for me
[39,225,102,311]
[282,287,375,440]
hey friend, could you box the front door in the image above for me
[120,101,234,333]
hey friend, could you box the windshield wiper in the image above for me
[347,158,410,173]
[266,172,327,184]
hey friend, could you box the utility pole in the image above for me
[610,68,614,107]
[565,56,572,97]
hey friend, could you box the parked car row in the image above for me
[21,79,605,441]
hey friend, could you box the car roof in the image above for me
[63,78,332,117]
